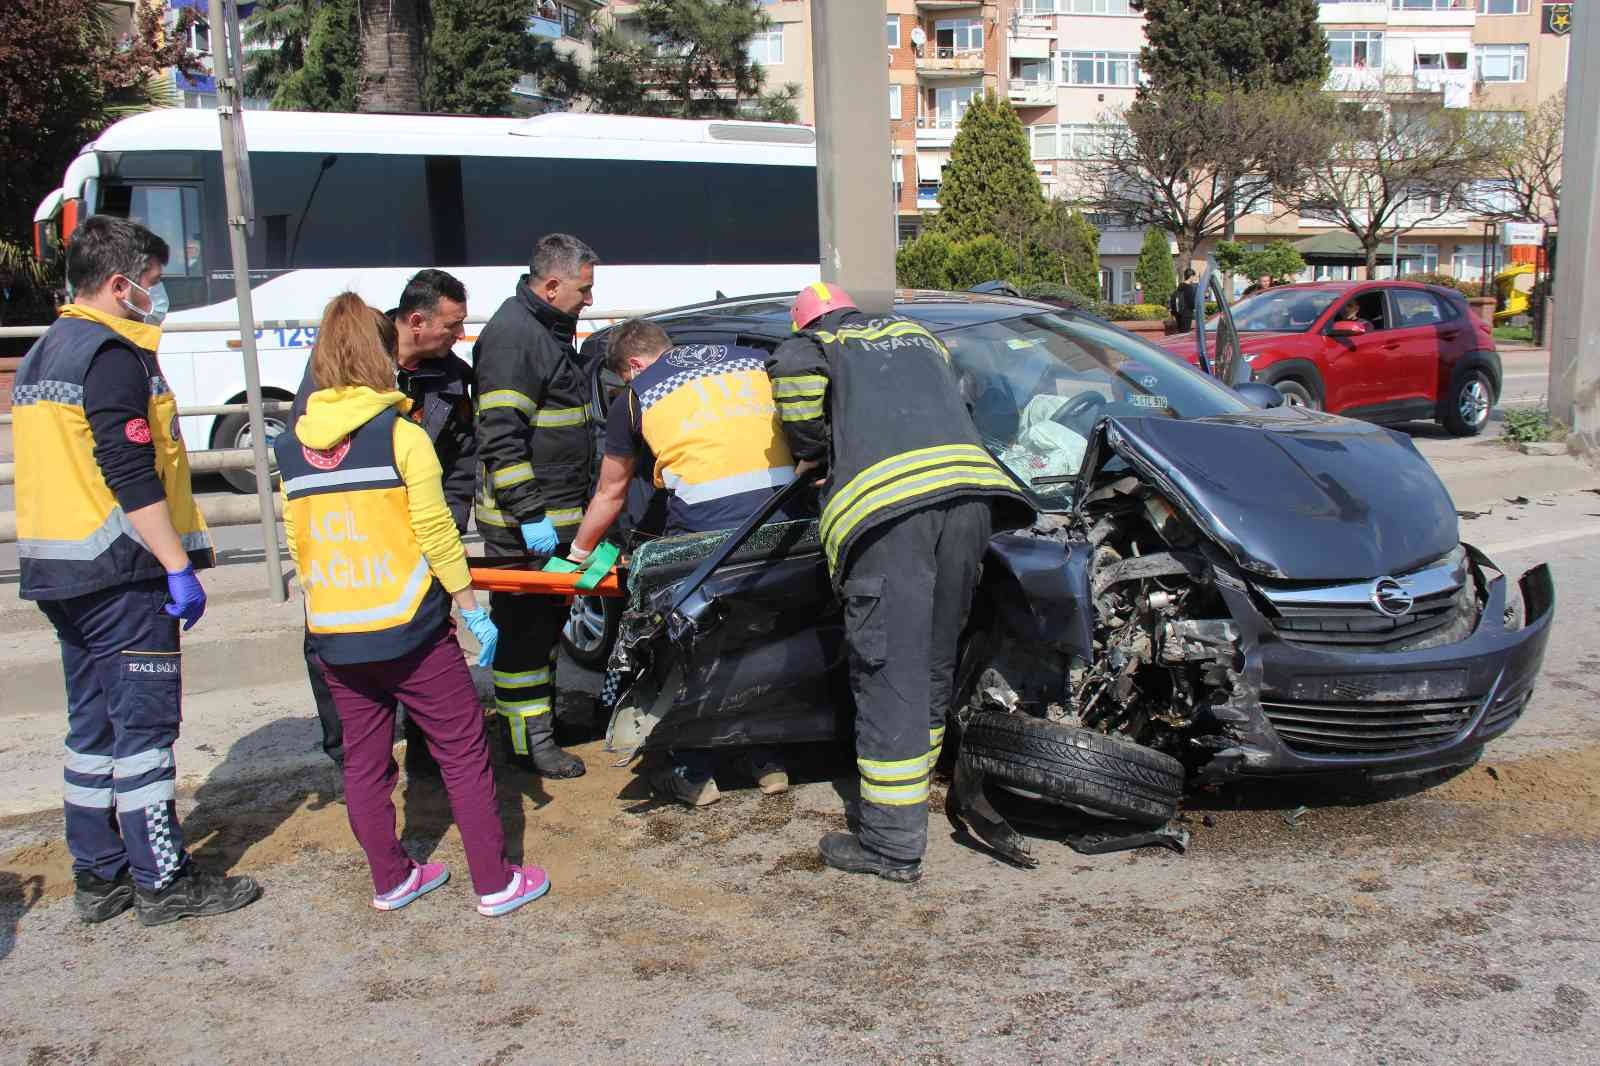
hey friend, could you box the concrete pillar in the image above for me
[810,0,897,314]
[1548,3,1599,446]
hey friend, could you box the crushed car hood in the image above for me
[1092,410,1459,581]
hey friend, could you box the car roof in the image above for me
[646,288,1057,339]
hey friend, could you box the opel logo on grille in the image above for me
[1370,577,1414,618]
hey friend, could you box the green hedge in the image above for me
[1097,302,1169,321]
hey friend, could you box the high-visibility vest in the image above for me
[630,343,796,534]
[276,408,451,665]
[13,318,212,601]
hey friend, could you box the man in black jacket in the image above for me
[291,269,473,780]
[767,284,1035,883]
[473,234,598,778]
[1168,267,1198,332]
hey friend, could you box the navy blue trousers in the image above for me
[39,578,187,891]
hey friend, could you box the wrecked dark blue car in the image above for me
[577,289,1554,866]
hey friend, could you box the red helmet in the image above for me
[791,282,857,331]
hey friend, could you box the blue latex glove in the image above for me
[520,516,559,554]
[461,606,499,668]
[163,565,207,631]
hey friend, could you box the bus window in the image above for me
[117,185,208,310]
[247,153,433,269]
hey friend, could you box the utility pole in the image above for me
[1548,4,1598,453]
[810,0,896,314]
[208,0,286,601]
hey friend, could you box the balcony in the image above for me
[1008,79,1055,107]
[917,47,987,77]
[527,15,561,39]
[1315,1,1389,24]
[917,183,942,210]
[915,118,959,147]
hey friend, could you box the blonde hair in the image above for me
[310,292,396,391]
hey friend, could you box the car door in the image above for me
[1385,288,1452,413]
[1322,288,1395,415]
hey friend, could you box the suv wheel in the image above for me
[1273,379,1319,410]
[1442,370,1492,436]
[560,595,621,669]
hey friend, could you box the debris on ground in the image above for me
[1505,496,1531,506]
[1457,508,1491,520]
[1284,805,1310,829]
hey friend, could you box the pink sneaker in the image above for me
[372,862,449,912]
[477,865,550,916]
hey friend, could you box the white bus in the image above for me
[36,109,821,490]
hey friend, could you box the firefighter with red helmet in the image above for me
[766,283,1034,882]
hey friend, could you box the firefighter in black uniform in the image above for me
[472,235,597,778]
[768,283,1034,882]
[291,269,474,781]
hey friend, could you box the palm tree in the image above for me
[356,0,425,112]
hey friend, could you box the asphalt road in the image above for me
[2,422,1598,1062]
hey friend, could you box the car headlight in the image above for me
[1243,352,1257,363]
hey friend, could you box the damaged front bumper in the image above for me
[1194,545,1555,783]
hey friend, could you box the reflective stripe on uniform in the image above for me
[493,667,551,689]
[114,748,175,778]
[17,508,212,561]
[858,753,930,782]
[64,782,114,808]
[825,465,1016,567]
[479,389,537,418]
[929,725,947,766]
[491,462,536,490]
[858,750,932,807]
[859,776,931,807]
[820,444,1003,558]
[476,504,583,529]
[662,465,795,505]
[115,778,176,811]
[777,399,825,422]
[282,465,401,496]
[533,406,589,428]
[813,320,948,359]
[771,375,828,399]
[64,747,114,775]
[304,556,431,629]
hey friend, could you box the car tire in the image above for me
[959,711,1185,827]
[1272,378,1319,410]
[1442,370,1493,437]
[560,594,621,670]
[213,409,287,495]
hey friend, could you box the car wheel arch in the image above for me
[1437,350,1502,421]
[1255,358,1325,408]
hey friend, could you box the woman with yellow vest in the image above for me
[277,293,547,916]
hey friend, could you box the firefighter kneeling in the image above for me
[767,284,1034,882]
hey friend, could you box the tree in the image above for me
[0,0,197,249]
[929,94,1044,244]
[356,0,426,112]
[1463,91,1565,225]
[1134,227,1176,309]
[429,0,580,115]
[581,0,799,122]
[1080,88,1333,263]
[895,232,954,290]
[1032,202,1100,302]
[946,235,1019,290]
[1214,239,1304,282]
[273,0,358,112]
[1296,85,1510,277]
[243,0,311,102]
[1133,0,1329,94]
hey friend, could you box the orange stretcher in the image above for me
[468,563,625,597]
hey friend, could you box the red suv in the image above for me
[1160,280,1501,435]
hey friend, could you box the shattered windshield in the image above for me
[938,312,1251,507]
[1226,288,1342,333]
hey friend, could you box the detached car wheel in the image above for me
[1443,370,1493,437]
[561,594,621,669]
[960,712,1184,827]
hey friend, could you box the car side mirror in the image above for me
[1329,319,1367,337]
[1235,381,1285,409]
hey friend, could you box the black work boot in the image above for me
[818,831,923,884]
[527,743,586,779]
[74,868,135,924]
[134,867,262,927]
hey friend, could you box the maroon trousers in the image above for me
[318,623,512,897]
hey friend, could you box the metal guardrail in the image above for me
[0,309,653,341]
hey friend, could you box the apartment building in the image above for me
[1225,0,1571,284]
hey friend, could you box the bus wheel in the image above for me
[214,410,286,495]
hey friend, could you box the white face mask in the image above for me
[120,276,170,326]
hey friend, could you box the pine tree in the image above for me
[895,232,954,290]
[1032,202,1100,302]
[274,0,358,112]
[929,94,1044,244]
[428,0,580,114]
[1134,0,1328,94]
[1134,227,1176,309]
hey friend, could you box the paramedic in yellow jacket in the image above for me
[567,318,801,808]
[12,215,259,926]
[276,293,548,917]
